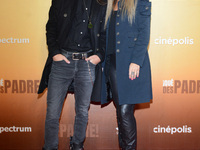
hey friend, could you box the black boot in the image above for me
[69,136,84,150]
[119,104,137,150]
[116,106,125,148]
[70,143,84,150]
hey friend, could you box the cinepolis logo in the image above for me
[154,37,194,46]
[0,78,39,93]
[0,37,29,44]
[163,79,200,94]
[153,125,192,135]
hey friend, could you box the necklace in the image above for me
[82,0,93,29]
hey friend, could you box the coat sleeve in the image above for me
[95,5,107,62]
[130,0,151,67]
[46,0,61,58]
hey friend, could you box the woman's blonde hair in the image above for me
[105,0,138,26]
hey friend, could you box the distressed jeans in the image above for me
[44,58,95,150]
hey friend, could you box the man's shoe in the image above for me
[70,144,84,150]
[69,136,84,150]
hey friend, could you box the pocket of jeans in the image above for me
[53,60,65,62]
[52,60,66,68]
[88,61,96,67]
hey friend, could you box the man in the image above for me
[38,0,106,149]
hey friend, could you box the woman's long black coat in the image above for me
[101,0,153,105]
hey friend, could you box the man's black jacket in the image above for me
[38,0,107,102]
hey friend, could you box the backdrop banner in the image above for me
[0,0,200,150]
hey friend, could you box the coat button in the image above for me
[116,22,119,25]
[96,48,99,51]
[134,38,137,41]
[97,34,100,37]
[116,32,120,35]
[117,41,120,44]
[116,49,120,53]
[64,13,67,17]
[117,14,120,17]
[145,7,149,10]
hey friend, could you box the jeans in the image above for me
[44,58,95,149]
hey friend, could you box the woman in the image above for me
[101,0,152,149]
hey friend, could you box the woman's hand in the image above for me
[53,54,70,64]
[129,63,140,80]
[85,55,101,65]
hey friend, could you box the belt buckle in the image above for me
[72,53,80,60]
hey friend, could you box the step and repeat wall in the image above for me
[0,0,200,150]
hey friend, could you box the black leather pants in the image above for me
[105,54,137,150]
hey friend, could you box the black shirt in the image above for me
[107,11,117,55]
[62,0,92,52]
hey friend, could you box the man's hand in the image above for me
[85,55,101,65]
[53,54,70,64]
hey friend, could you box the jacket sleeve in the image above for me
[46,0,61,58]
[130,0,151,67]
[95,5,107,63]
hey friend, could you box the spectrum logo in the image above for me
[153,125,192,135]
[154,37,194,46]
[0,38,29,44]
[163,79,200,94]
[0,126,32,134]
[0,78,39,94]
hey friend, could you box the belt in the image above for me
[61,49,93,60]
